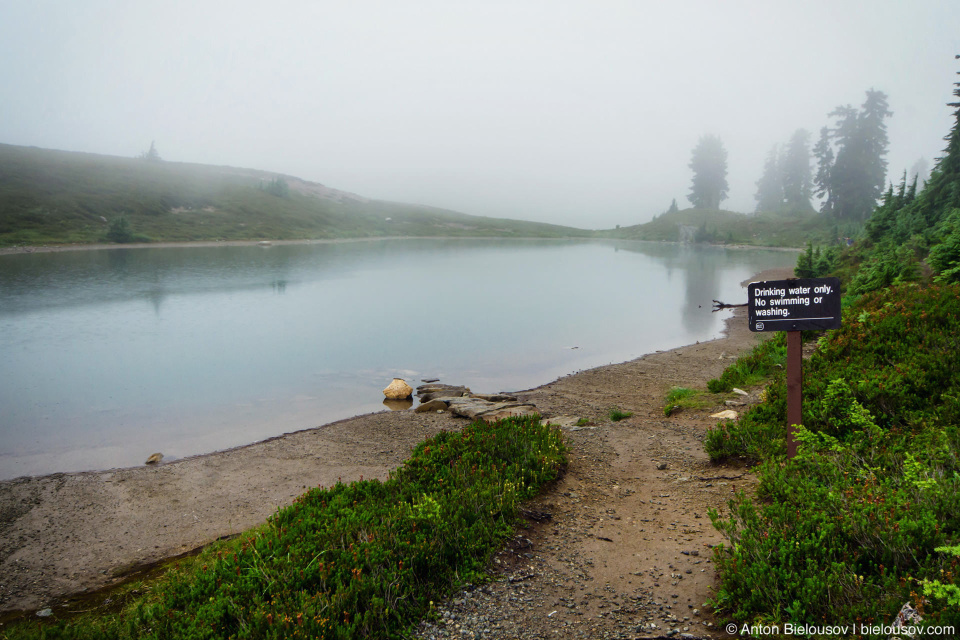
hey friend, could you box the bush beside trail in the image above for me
[705,284,960,635]
[4,416,566,640]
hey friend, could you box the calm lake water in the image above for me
[0,238,794,479]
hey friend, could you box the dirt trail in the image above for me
[0,268,793,638]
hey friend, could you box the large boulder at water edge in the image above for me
[416,383,470,402]
[383,378,414,400]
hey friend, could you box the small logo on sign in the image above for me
[755,322,764,331]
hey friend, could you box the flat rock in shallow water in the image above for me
[416,384,469,401]
[414,399,449,413]
[477,405,539,423]
[469,393,518,402]
[445,397,538,422]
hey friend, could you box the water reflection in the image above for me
[609,240,763,333]
[0,238,794,478]
[681,249,721,334]
[382,398,413,411]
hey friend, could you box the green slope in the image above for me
[0,144,590,246]
[601,207,857,248]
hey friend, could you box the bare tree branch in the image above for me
[712,299,747,313]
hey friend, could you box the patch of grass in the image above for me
[4,416,566,639]
[706,333,787,394]
[608,408,633,422]
[662,386,718,416]
[575,418,591,426]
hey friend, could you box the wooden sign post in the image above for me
[748,277,842,458]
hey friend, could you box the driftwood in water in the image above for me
[712,299,748,313]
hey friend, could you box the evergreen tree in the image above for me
[139,141,161,162]
[858,89,893,207]
[754,144,783,212]
[818,91,892,221]
[909,157,930,186]
[261,177,290,198]
[813,126,835,214]
[858,57,960,283]
[666,198,679,214]
[827,104,863,219]
[923,55,960,214]
[687,134,729,209]
[781,128,813,211]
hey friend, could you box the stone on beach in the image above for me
[416,383,470,402]
[444,397,539,422]
[476,405,539,423]
[383,378,413,400]
[145,453,163,465]
[415,399,449,413]
[709,409,739,420]
[469,393,518,402]
[542,415,582,429]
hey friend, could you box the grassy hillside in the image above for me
[0,144,590,246]
[601,206,859,248]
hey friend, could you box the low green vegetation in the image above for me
[0,144,590,247]
[3,416,566,639]
[662,386,718,417]
[608,408,633,422]
[705,285,960,633]
[706,334,787,394]
[602,207,853,248]
[663,386,696,416]
[103,217,150,244]
[700,61,960,636]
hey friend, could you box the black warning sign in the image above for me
[748,277,842,332]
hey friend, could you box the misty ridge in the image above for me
[1,3,956,239]
[0,84,922,251]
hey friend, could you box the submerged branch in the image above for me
[712,299,748,313]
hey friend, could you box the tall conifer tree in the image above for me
[781,129,813,211]
[687,134,729,209]
[813,126,835,214]
[754,144,783,212]
[816,92,892,221]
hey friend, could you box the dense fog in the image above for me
[1,0,958,229]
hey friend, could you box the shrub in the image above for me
[707,284,960,633]
[706,333,786,394]
[105,217,134,243]
[608,408,633,421]
[9,416,566,640]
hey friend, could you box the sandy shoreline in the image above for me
[0,267,794,638]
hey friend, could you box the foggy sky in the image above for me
[2,1,959,230]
